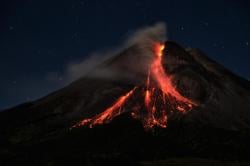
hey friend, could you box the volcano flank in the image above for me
[72,43,196,130]
[1,41,250,166]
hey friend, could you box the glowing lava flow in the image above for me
[72,43,196,130]
[72,87,136,128]
[151,44,194,105]
[139,43,195,129]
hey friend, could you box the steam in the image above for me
[64,22,167,83]
[65,48,121,82]
[126,22,167,49]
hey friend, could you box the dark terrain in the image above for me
[1,41,250,166]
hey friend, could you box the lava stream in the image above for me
[72,87,136,128]
[72,43,196,130]
[151,44,195,105]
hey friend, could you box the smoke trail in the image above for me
[63,22,167,83]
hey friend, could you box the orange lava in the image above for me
[72,87,136,128]
[72,43,196,130]
[138,43,194,129]
[151,44,195,105]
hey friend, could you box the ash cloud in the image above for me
[63,22,167,84]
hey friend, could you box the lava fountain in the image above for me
[72,43,196,130]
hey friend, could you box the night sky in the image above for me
[1,0,249,109]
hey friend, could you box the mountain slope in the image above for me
[1,41,250,165]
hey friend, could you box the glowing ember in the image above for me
[72,43,196,130]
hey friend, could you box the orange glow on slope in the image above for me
[151,43,195,106]
[139,43,194,129]
[155,44,165,57]
[144,73,151,107]
[72,42,196,130]
[73,88,136,128]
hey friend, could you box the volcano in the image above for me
[1,41,250,166]
[72,43,196,130]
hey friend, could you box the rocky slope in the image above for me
[0,41,250,166]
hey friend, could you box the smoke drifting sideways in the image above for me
[63,22,167,84]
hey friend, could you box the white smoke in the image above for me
[126,22,167,49]
[63,22,167,83]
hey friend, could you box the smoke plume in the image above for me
[64,22,167,83]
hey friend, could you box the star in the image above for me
[9,26,14,30]
[71,32,78,39]
[80,1,85,6]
